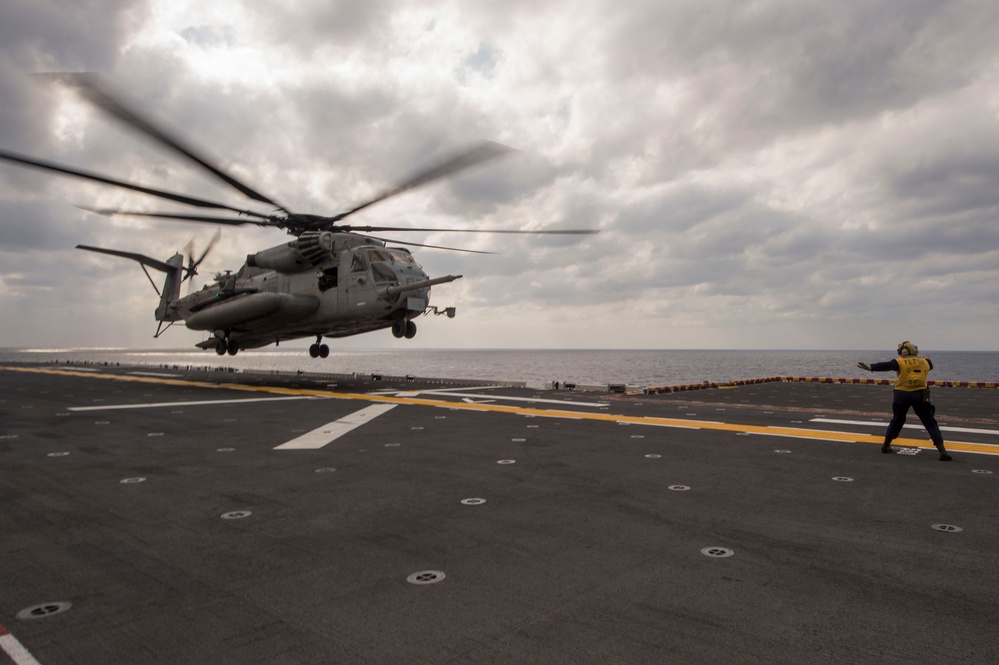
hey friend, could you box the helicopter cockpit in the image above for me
[321,246,426,293]
[363,248,422,284]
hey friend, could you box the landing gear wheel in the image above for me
[319,344,329,358]
[391,320,406,338]
[215,339,227,356]
[405,320,417,339]
[309,344,320,358]
[227,340,240,356]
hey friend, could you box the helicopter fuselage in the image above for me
[162,232,459,354]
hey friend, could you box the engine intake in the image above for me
[246,232,335,273]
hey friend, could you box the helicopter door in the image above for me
[341,250,372,312]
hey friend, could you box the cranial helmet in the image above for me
[897,341,918,356]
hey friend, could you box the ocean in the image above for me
[3,348,998,389]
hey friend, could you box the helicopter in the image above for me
[0,74,597,357]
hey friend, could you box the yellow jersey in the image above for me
[894,356,931,391]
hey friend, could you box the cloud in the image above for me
[2,0,999,351]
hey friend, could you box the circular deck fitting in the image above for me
[631,435,645,439]
[384,443,400,447]
[314,467,336,474]
[435,416,446,420]
[511,438,526,442]
[971,469,993,475]
[461,498,486,505]
[832,477,854,482]
[701,547,734,558]
[47,452,69,457]
[410,426,424,431]
[645,454,662,459]
[147,432,164,437]
[407,570,446,585]
[216,447,235,452]
[931,524,963,533]
[496,459,516,465]
[668,485,691,491]
[774,450,792,454]
[221,510,252,520]
[120,477,146,484]
[527,425,539,429]
[17,601,72,620]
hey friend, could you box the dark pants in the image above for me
[885,390,944,447]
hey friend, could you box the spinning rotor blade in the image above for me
[195,227,222,267]
[184,228,222,278]
[342,224,600,235]
[76,205,275,227]
[76,244,175,272]
[367,235,497,255]
[183,227,222,286]
[332,141,516,222]
[0,150,275,218]
[43,73,287,211]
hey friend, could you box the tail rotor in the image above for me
[182,227,222,291]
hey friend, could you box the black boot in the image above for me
[937,445,952,461]
[881,442,895,454]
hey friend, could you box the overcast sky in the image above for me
[2,0,998,351]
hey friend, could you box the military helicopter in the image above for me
[0,74,597,357]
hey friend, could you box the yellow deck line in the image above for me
[5,366,996,457]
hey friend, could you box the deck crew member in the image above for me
[857,341,952,461]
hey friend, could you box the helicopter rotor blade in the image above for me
[183,227,222,288]
[76,205,277,227]
[39,72,288,212]
[0,150,279,218]
[331,141,516,222]
[342,224,600,235]
[365,235,498,255]
[196,227,223,267]
[183,236,196,275]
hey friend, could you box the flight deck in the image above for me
[1,363,997,664]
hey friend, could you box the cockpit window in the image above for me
[350,253,368,273]
[371,262,395,284]
[361,248,422,267]
[366,249,392,263]
[389,248,419,267]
